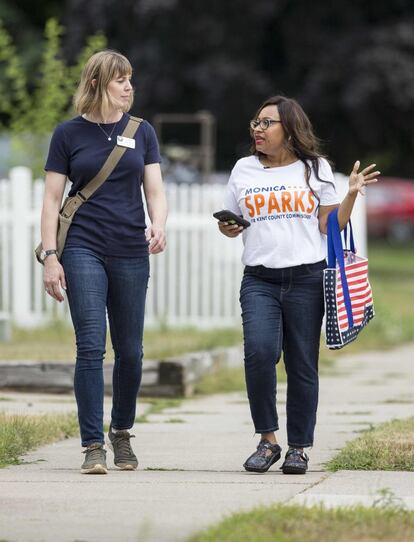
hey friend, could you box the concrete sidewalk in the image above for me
[0,343,413,542]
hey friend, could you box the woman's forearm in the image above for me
[40,171,67,250]
[147,191,168,229]
[41,200,60,250]
[337,191,358,230]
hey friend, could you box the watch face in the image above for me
[40,251,46,261]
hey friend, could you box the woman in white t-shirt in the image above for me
[219,95,379,475]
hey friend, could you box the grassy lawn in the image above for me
[136,397,182,423]
[193,241,414,393]
[0,412,78,468]
[194,357,335,394]
[0,324,242,362]
[194,366,247,395]
[0,398,184,467]
[0,242,412,397]
[327,417,414,471]
[333,242,414,353]
[187,504,414,542]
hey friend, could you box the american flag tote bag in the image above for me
[324,208,375,349]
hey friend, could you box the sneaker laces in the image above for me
[83,444,106,462]
[112,431,136,458]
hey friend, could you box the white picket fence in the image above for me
[0,167,244,329]
[0,166,366,330]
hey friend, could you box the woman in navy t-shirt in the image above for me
[40,50,167,474]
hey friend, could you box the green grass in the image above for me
[144,326,242,359]
[331,242,414,353]
[0,412,79,468]
[0,323,242,362]
[2,243,412,363]
[382,399,414,404]
[0,242,412,399]
[194,366,247,394]
[327,417,414,471]
[195,242,414,394]
[194,355,335,395]
[187,503,414,542]
[367,242,413,276]
[136,398,182,423]
[334,411,372,416]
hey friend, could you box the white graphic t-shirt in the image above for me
[224,155,340,268]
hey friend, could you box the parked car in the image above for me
[366,178,414,242]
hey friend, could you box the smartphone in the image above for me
[213,210,251,228]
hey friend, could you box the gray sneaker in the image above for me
[108,425,138,470]
[81,443,108,474]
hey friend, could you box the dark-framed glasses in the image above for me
[250,118,281,131]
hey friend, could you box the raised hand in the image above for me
[349,161,380,196]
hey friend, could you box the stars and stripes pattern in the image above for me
[324,209,375,349]
[324,253,375,349]
[336,256,373,331]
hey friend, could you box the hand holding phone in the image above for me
[213,210,251,228]
[213,209,250,238]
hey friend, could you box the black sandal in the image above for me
[281,448,309,474]
[243,439,282,473]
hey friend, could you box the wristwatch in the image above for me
[40,249,58,262]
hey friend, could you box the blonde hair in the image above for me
[73,50,134,118]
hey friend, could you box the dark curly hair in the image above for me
[250,95,334,198]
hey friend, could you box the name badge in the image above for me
[117,135,136,149]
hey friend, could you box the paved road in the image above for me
[0,344,413,542]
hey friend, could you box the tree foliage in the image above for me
[0,18,30,130]
[58,0,414,175]
[0,17,106,173]
[1,1,414,175]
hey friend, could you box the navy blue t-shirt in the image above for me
[45,113,161,257]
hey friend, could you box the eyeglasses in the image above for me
[250,118,281,131]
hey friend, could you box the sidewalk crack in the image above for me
[286,471,333,501]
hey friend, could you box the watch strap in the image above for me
[43,249,57,260]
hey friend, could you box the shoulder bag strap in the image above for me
[61,116,143,218]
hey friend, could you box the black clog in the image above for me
[243,439,282,473]
[281,448,309,474]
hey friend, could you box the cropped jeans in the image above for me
[240,260,326,448]
[62,247,149,447]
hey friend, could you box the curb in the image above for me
[0,345,243,397]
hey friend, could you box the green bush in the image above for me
[0,18,106,175]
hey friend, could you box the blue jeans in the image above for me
[240,260,326,448]
[62,247,150,447]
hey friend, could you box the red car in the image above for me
[366,178,414,241]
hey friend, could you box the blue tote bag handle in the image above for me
[343,220,356,253]
[327,208,354,327]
